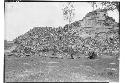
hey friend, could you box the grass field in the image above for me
[4,54,119,82]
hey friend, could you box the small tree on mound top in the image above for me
[62,2,75,25]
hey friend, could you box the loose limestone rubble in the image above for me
[4,9,120,59]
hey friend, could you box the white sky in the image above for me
[5,2,119,41]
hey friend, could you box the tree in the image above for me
[62,2,75,24]
[89,1,120,13]
[91,2,98,10]
[101,1,120,12]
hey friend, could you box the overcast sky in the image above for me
[5,2,119,41]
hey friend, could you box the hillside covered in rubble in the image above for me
[5,9,120,60]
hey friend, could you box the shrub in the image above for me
[13,38,21,44]
[87,51,97,59]
[11,49,18,53]
[72,21,81,27]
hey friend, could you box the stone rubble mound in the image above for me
[5,9,120,59]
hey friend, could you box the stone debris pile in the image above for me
[5,9,120,59]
